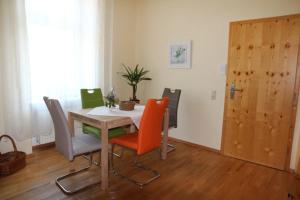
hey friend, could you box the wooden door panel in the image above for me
[223,117,255,160]
[222,15,300,170]
[253,115,291,168]
[223,22,262,161]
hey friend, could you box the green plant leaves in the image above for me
[119,64,152,86]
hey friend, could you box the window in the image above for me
[25,0,102,140]
[26,0,101,104]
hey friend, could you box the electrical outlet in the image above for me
[211,90,217,100]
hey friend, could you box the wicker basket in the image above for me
[0,135,26,176]
[119,101,135,111]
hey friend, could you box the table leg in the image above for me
[162,108,169,160]
[130,124,136,132]
[101,123,109,190]
[68,112,75,136]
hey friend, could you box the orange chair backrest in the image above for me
[137,97,169,155]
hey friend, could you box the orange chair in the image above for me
[110,97,169,188]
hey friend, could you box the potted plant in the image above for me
[119,64,152,103]
[104,88,117,108]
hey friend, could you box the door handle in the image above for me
[230,83,242,99]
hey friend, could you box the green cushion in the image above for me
[82,124,125,139]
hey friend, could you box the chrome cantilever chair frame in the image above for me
[82,154,100,166]
[82,147,123,167]
[56,153,100,194]
[109,144,160,189]
[167,140,176,153]
[43,97,101,194]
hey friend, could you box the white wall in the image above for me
[111,0,137,100]
[0,137,32,155]
[112,0,300,169]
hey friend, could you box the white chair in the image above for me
[43,97,101,194]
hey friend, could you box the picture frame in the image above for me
[169,41,192,69]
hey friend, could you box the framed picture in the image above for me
[169,41,192,69]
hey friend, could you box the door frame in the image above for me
[220,14,300,171]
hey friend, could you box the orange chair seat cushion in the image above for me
[110,133,138,150]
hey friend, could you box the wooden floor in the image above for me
[1,141,299,200]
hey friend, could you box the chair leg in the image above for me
[110,144,115,172]
[82,154,100,166]
[56,154,100,194]
[83,147,123,165]
[167,143,176,153]
[112,148,124,158]
[110,148,160,189]
[161,136,176,153]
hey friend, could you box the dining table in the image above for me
[67,106,169,190]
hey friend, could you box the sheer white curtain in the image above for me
[26,0,104,138]
[0,0,32,141]
[26,0,102,103]
[0,0,110,142]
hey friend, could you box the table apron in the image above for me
[70,115,103,129]
[107,118,133,129]
[70,114,133,130]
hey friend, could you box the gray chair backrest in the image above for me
[162,88,181,128]
[43,97,73,161]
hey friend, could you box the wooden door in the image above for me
[222,14,300,170]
